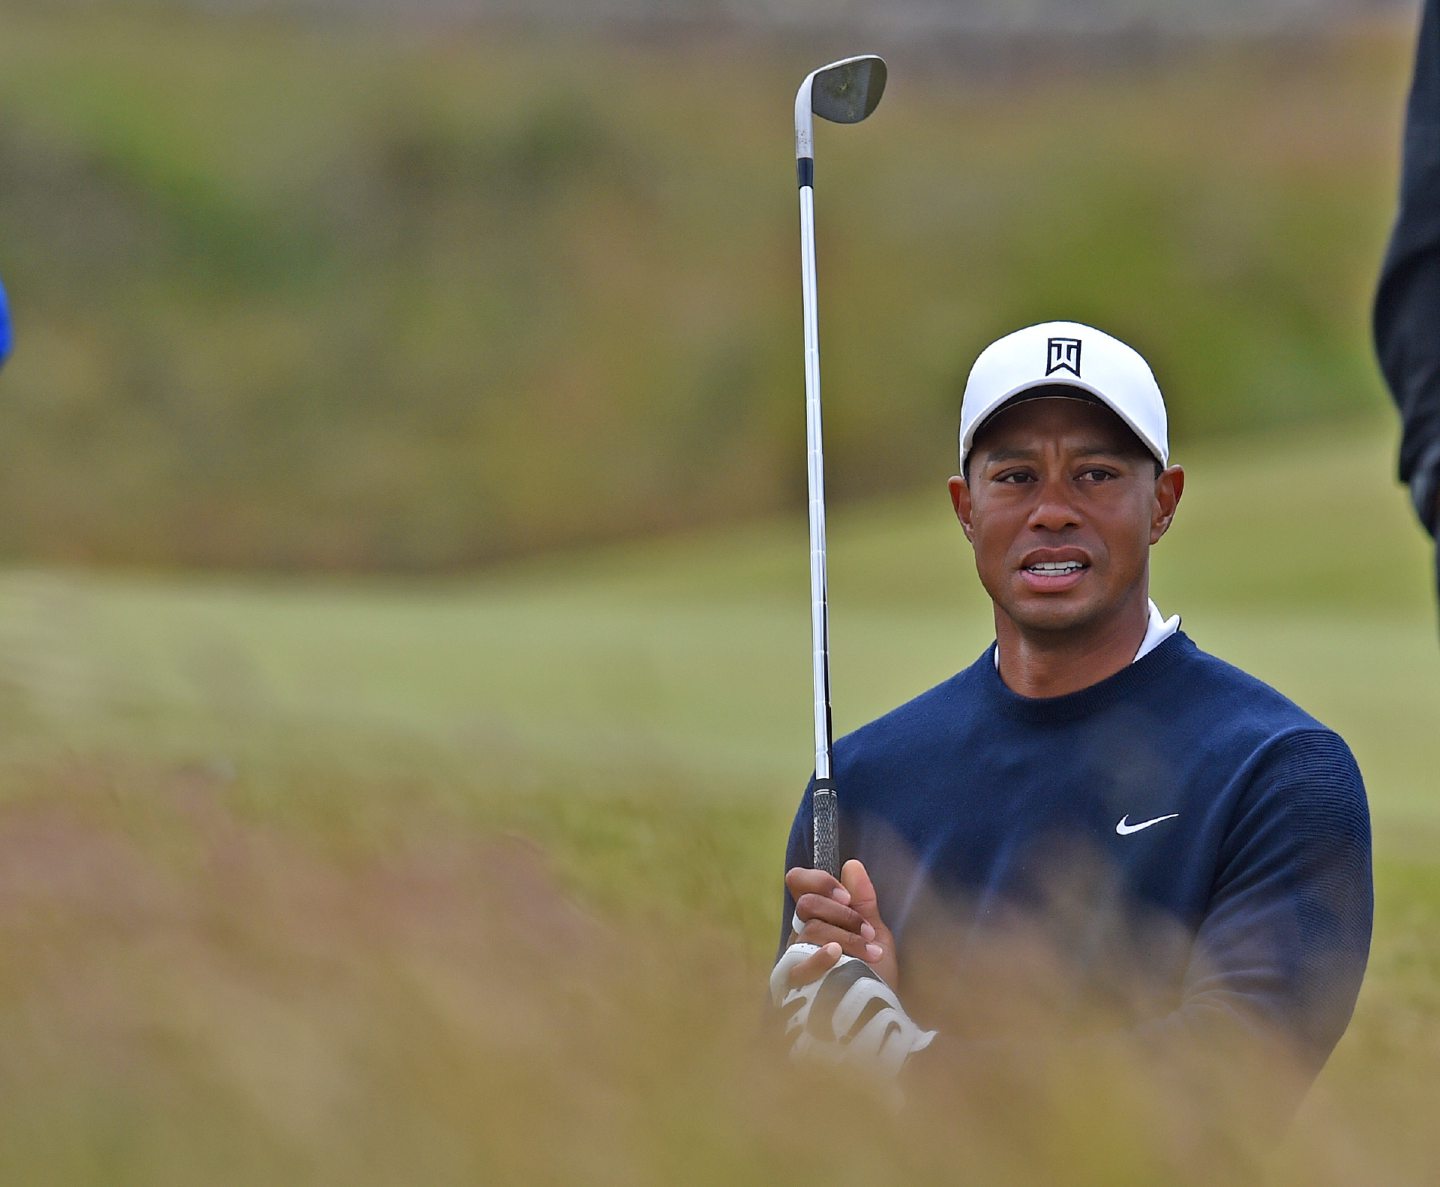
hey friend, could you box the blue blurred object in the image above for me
[0,277,10,369]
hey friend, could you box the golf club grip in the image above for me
[812,781,840,879]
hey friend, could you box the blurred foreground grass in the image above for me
[0,421,1437,1181]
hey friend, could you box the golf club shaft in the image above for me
[794,53,884,882]
[799,177,840,880]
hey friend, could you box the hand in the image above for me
[769,943,936,1086]
[785,859,899,989]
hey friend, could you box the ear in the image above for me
[948,475,974,543]
[1150,465,1184,544]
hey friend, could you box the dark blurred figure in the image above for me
[1377,0,1440,597]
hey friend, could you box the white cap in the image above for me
[958,321,1168,470]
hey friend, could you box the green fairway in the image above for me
[1,419,1437,1182]
[18,415,1433,806]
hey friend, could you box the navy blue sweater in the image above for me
[780,631,1372,1077]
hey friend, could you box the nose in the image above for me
[1027,474,1081,533]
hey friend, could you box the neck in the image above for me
[994,591,1151,699]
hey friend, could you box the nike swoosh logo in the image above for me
[1116,813,1179,836]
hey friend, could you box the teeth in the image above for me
[1027,561,1083,573]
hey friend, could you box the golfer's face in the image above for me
[955,398,1167,639]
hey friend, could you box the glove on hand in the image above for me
[770,943,936,1080]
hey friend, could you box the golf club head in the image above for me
[810,55,886,124]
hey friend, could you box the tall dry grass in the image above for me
[0,755,1430,1185]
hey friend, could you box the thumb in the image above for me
[841,859,882,925]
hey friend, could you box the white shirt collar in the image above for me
[993,599,1180,670]
[1134,598,1181,662]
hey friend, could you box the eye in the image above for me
[1078,467,1117,482]
[994,470,1035,485]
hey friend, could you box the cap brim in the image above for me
[962,379,1164,468]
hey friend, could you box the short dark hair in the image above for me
[960,446,1162,480]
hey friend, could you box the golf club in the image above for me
[794,54,887,879]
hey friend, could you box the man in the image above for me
[1377,0,1440,602]
[771,322,1372,1129]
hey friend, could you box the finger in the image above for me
[785,941,843,988]
[841,859,882,927]
[785,866,852,907]
[794,892,876,940]
[793,920,886,966]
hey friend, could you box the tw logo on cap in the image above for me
[1045,337,1082,378]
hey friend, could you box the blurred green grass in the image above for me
[0,9,1415,569]
[15,416,1428,817]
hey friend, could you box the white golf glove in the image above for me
[770,943,937,1080]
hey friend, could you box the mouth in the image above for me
[1017,552,1091,591]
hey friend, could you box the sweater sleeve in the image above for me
[1376,0,1440,533]
[1131,729,1372,1072]
[775,782,815,960]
